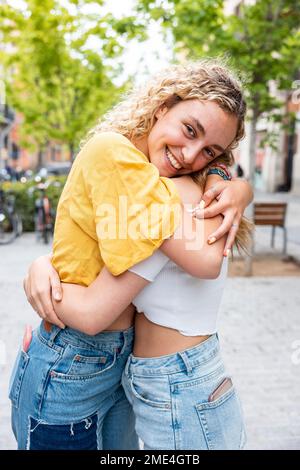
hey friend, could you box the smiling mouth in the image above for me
[165,146,182,171]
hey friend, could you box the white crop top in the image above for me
[129,250,228,336]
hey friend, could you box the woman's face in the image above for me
[138,99,238,177]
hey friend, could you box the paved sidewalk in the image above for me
[0,198,300,450]
[219,277,300,450]
[0,235,46,449]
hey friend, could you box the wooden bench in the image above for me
[254,202,287,254]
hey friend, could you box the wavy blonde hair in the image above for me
[83,58,253,252]
[83,58,246,151]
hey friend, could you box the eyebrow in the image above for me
[188,116,226,154]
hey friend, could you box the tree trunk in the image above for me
[69,142,75,162]
[37,147,44,170]
[244,111,258,276]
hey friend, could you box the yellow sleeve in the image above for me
[81,132,181,275]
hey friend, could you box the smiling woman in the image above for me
[14,58,253,450]
[86,62,246,174]
[144,99,238,176]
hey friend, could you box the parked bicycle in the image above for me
[0,176,23,245]
[32,180,61,244]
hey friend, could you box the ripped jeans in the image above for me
[122,334,246,450]
[9,321,139,450]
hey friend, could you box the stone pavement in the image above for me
[0,190,299,450]
[0,234,46,450]
[219,277,300,450]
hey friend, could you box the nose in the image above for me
[182,141,203,165]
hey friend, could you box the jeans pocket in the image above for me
[129,374,171,410]
[196,385,245,450]
[9,349,30,409]
[52,349,117,380]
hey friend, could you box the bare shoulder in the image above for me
[172,176,202,205]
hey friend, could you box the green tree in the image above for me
[138,0,300,273]
[0,0,128,164]
[138,0,300,180]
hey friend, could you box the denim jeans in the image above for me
[9,321,139,450]
[122,334,246,450]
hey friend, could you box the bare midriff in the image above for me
[133,312,211,358]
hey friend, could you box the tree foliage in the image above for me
[137,0,300,120]
[137,0,300,273]
[0,0,133,160]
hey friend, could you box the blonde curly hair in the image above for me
[83,58,246,153]
[84,58,252,253]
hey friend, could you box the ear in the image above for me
[155,105,168,120]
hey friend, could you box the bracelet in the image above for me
[207,167,232,181]
[216,163,231,176]
[211,163,232,179]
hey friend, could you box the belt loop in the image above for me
[178,351,193,375]
[124,355,131,377]
[118,331,127,356]
[48,325,61,347]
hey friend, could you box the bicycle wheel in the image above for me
[0,208,17,244]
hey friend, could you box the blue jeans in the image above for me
[9,321,139,450]
[122,334,246,450]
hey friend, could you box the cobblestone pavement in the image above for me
[0,190,299,450]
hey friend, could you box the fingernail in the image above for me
[199,200,205,209]
[193,209,204,218]
[186,208,194,213]
[207,237,216,245]
[54,291,61,301]
[224,249,231,257]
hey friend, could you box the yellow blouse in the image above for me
[52,132,181,286]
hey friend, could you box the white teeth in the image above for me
[166,148,182,170]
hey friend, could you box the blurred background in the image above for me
[1,0,300,450]
[1,0,300,256]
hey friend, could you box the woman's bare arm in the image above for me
[159,174,226,278]
[195,176,253,254]
[24,175,227,330]
[52,176,226,335]
[53,269,148,335]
